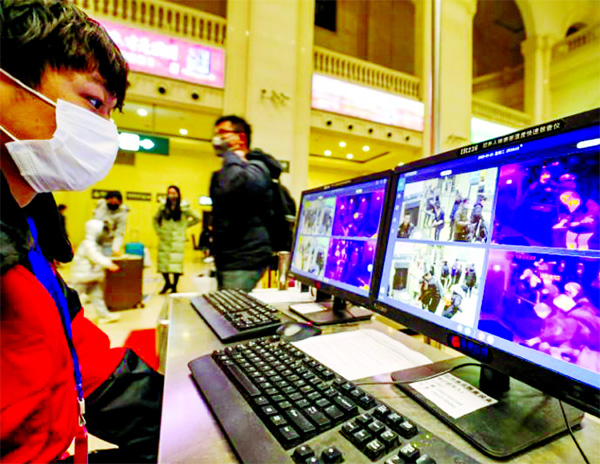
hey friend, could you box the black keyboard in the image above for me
[191,289,293,343]
[189,336,480,464]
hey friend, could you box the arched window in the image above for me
[566,22,587,37]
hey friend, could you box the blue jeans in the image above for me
[217,268,266,293]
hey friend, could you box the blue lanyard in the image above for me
[26,218,85,420]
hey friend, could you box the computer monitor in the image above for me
[289,171,393,325]
[372,109,600,458]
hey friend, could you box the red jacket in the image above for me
[1,267,124,463]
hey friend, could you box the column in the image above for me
[438,0,477,152]
[223,0,314,201]
[413,0,433,158]
[521,35,555,124]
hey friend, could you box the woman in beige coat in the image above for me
[154,186,201,293]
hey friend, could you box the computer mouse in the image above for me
[276,321,322,342]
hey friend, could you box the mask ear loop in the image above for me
[0,68,57,107]
[0,124,18,141]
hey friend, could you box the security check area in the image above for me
[157,109,600,464]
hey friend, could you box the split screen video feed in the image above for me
[385,147,599,374]
[293,184,386,292]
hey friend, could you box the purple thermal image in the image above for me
[492,152,599,250]
[331,189,385,238]
[478,250,600,373]
[324,239,377,289]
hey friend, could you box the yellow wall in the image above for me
[54,134,373,254]
[55,139,220,252]
[307,164,370,190]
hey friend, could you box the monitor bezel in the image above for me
[370,108,600,417]
[289,169,396,308]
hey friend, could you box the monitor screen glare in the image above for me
[291,177,389,298]
[377,123,600,391]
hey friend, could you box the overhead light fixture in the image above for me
[346,153,354,159]
[136,108,149,117]
[179,128,189,136]
[397,162,405,166]
[362,145,370,152]
[339,141,346,148]
[324,150,332,156]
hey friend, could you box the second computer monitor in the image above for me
[289,171,392,322]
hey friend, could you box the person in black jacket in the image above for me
[210,115,281,292]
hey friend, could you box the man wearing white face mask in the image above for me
[0,1,162,463]
[210,115,282,292]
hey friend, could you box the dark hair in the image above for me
[105,190,122,202]
[0,0,129,109]
[159,185,181,225]
[215,115,252,147]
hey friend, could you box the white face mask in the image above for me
[0,68,119,192]
[212,135,228,155]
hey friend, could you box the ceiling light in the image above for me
[397,162,405,166]
[339,141,346,148]
[346,153,354,159]
[362,145,370,152]
[136,108,149,117]
[324,150,332,156]
[179,128,189,136]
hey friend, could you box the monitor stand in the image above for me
[291,291,372,326]
[390,357,584,459]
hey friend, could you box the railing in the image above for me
[472,97,531,128]
[314,46,421,100]
[473,65,524,93]
[553,23,600,60]
[73,0,226,46]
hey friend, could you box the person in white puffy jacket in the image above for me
[94,190,129,256]
[71,218,121,323]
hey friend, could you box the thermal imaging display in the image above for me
[291,177,388,297]
[377,120,600,387]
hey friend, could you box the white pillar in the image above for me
[438,0,477,152]
[414,0,433,158]
[521,35,555,124]
[223,0,314,201]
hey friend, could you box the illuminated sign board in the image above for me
[98,19,224,88]
[311,74,424,131]
[118,131,169,155]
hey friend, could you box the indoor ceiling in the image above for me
[309,128,419,167]
[112,99,421,169]
[112,99,218,142]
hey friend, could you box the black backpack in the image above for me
[266,180,297,251]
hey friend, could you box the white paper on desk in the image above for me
[292,329,432,381]
[251,290,314,304]
[410,374,498,419]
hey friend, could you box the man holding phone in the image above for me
[209,115,281,291]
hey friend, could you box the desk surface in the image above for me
[158,296,600,464]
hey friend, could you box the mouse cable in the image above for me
[356,364,591,464]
